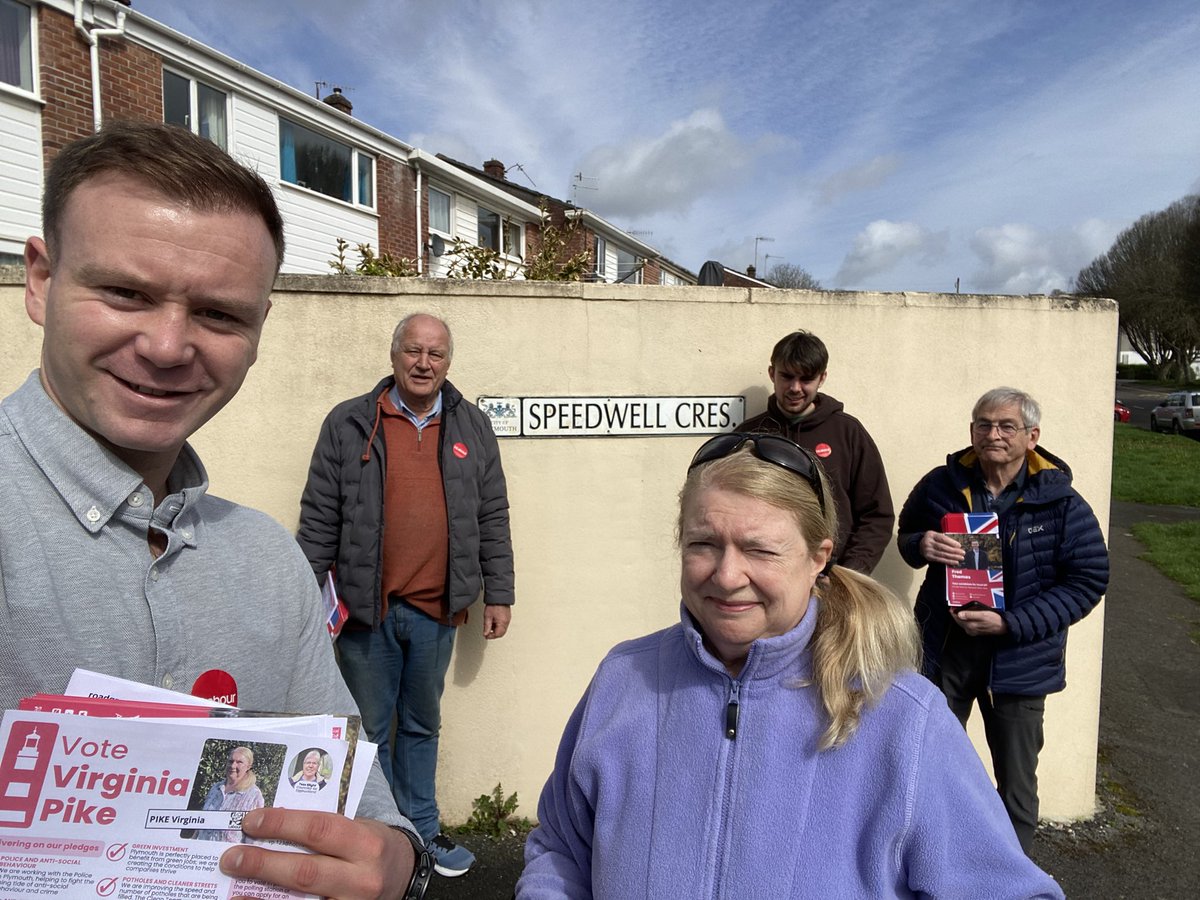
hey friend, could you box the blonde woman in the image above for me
[199,746,265,843]
[519,434,1061,898]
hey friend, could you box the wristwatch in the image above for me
[394,826,433,900]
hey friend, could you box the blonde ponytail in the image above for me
[809,567,921,749]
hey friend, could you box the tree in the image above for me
[445,202,591,282]
[1074,195,1200,383]
[765,262,822,290]
[523,203,592,282]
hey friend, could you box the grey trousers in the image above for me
[937,627,1046,853]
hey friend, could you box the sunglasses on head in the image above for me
[688,432,827,516]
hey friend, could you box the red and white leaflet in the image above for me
[323,570,350,638]
[20,695,233,719]
[65,670,223,707]
[940,512,1006,610]
[54,672,375,818]
[55,673,375,819]
[0,710,353,899]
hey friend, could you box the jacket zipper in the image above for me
[725,680,740,740]
[710,677,742,898]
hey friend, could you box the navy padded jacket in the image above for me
[897,445,1109,696]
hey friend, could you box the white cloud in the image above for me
[834,221,947,287]
[816,156,901,206]
[968,225,1062,294]
[577,110,761,219]
[967,220,1129,295]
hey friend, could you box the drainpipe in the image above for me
[413,161,424,275]
[75,0,129,132]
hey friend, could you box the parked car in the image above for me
[1114,400,1131,423]
[1149,391,1200,434]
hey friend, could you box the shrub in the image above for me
[329,238,418,277]
[458,783,533,838]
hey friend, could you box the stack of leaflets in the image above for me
[0,670,376,899]
[941,512,1005,610]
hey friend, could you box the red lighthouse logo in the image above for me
[0,720,58,828]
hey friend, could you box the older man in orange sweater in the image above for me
[298,312,515,878]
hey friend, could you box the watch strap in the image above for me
[395,827,433,900]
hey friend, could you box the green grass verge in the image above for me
[1112,424,1200,506]
[1129,521,1200,604]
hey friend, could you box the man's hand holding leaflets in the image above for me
[0,670,420,899]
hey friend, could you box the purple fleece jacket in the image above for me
[518,600,1063,899]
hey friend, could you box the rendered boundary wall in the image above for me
[1,269,1118,824]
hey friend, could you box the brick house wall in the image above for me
[38,6,162,173]
[377,156,416,263]
[98,37,161,125]
[544,203,597,276]
[38,5,94,169]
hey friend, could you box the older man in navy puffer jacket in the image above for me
[897,387,1109,852]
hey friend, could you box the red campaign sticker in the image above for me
[452,442,469,459]
[192,669,238,707]
[815,443,832,458]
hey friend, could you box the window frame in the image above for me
[503,218,522,259]
[278,116,376,210]
[476,204,523,259]
[594,236,607,279]
[162,67,229,149]
[616,246,642,284]
[428,186,452,235]
[0,0,36,97]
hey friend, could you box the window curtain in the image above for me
[197,83,227,149]
[0,1,30,89]
[280,121,297,183]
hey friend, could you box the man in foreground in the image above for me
[897,387,1109,851]
[299,312,515,877]
[0,121,425,898]
[740,330,894,573]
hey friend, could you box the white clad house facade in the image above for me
[2,0,690,284]
[0,0,42,264]
[0,0,548,276]
[413,149,543,279]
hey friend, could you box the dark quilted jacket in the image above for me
[897,445,1109,696]
[297,376,514,629]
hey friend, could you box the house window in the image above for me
[279,117,374,207]
[0,0,33,92]
[429,187,451,233]
[358,155,374,207]
[477,207,499,251]
[504,220,521,257]
[594,237,607,278]
[477,206,522,256]
[163,69,228,149]
[616,247,642,284]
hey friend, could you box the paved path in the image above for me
[1029,501,1200,897]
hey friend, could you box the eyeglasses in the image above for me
[688,433,826,516]
[971,419,1029,437]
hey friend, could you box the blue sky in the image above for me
[134,0,1200,293]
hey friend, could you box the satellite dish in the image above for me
[429,234,446,257]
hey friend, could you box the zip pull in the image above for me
[725,681,740,740]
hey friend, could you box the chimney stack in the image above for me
[746,265,757,278]
[483,159,506,180]
[323,87,353,115]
